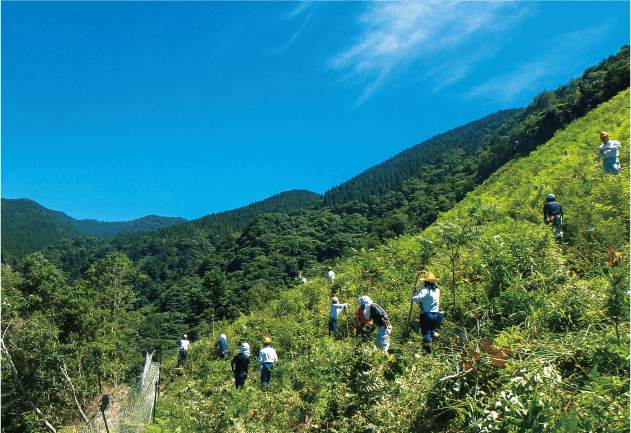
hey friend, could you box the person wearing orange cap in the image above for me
[178,334,190,367]
[596,131,621,174]
[410,271,444,354]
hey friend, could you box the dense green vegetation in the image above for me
[51,210,188,238]
[1,199,84,264]
[145,87,630,433]
[1,47,628,433]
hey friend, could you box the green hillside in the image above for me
[144,89,629,432]
[1,52,628,433]
[50,210,188,238]
[0,199,85,263]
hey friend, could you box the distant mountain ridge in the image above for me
[1,190,322,265]
[49,209,188,237]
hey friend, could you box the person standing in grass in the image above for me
[358,296,392,352]
[258,337,278,388]
[327,266,335,283]
[329,297,350,337]
[178,334,190,367]
[410,271,444,354]
[215,334,229,361]
[543,194,564,240]
[231,343,251,389]
[596,131,621,174]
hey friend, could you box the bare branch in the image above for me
[0,338,57,433]
[59,359,89,423]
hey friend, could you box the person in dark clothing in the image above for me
[543,194,564,239]
[231,343,251,389]
[358,296,392,352]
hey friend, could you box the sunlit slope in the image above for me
[431,87,630,259]
[147,89,629,433]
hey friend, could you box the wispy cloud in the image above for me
[327,2,534,106]
[275,2,318,53]
[463,25,609,104]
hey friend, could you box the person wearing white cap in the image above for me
[329,297,349,337]
[543,194,564,240]
[357,296,391,352]
[215,334,229,361]
[231,343,251,389]
[596,131,621,174]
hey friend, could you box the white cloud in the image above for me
[275,2,318,53]
[463,25,609,104]
[327,2,534,105]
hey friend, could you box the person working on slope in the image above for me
[258,337,278,388]
[596,131,621,174]
[543,194,564,240]
[327,267,335,283]
[358,296,391,352]
[178,334,190,367]
[231,342,251,389]
[215,334,229,361]
[329,297,350,337]
[357,306,374,342]
[410,271,444,355]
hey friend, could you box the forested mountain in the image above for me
[50,210,188,238]
[325,46,630,229]
[323,108,520,207]
[0,199,85,263]
[1,47,629,433]
[3,85,628,433]
[144,87,629,433]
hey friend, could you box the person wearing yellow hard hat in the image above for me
[258,337,278,388]
[410,271,444,354]
[596,131,621,174]
[178,333,190,367]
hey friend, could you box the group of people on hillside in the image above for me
[176,131,622,389]
[541,131,621,241]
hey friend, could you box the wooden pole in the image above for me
[408,271,424,326]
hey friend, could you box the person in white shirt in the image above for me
[596,131,621,174]
[178,334,190,367]
[327,267,335,283]
[258,337,278,388]
[410,271,444,354]
[329,297,349,337]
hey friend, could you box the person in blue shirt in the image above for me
[214,334,229,361]
[258,337,278,388]
[410,271,444,354]
[329,297,349,337]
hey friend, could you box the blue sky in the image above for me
[2,1,629,222]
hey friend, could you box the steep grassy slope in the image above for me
[144,90,629,433]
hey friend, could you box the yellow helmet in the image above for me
[420,271,438,281]
[263,337,272,344]
[183,334,188,338]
